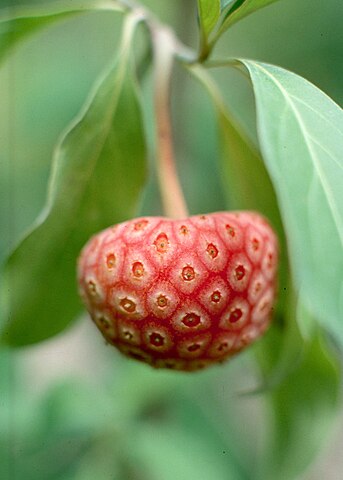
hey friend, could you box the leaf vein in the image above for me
[289,94,343,137]
[251,61,343,248]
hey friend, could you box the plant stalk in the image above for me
[152,27,188,219]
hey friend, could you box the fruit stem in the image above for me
[152,27,189,219]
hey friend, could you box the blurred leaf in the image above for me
[0,349,13,480]
[2,17,148,346]
[174,387,251,480]
[0,0,123,64]
[295,291,317,340]
[239,60,343,346]
[197,0,221,60]
[197,0,221,38]
[0,379,110,480]
[71,437,123,480]
[106,362,186,422]
[109,362,250,480]
[216,0,278,40]
[134,423,241,480]
[188,66,280,224]
[40,381,115,434]
[259,332,341,480]
[220,105,291,320]
[252,289,305,395]
[188,65,287,311]
[218,109,283,231]
[189,63,341,480]
[220,0,237,10]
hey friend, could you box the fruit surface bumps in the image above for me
[78,212,278,371]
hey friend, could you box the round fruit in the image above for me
[77,212,278,371]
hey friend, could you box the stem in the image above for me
[204,58,242,69]
[187,64,226,114]
[116,0,193,218]
[152,27,188,219]
[115,0,197,64]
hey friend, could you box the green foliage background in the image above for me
[1,1,342,479]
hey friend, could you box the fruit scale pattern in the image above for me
[78,212,278,371]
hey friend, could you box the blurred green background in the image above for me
[1,1,343,479]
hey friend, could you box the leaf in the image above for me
[239,60,343,346]
[0,0,123,64]
[218,111,282,230]
[134,423,241,480]
[2,18,147,346]
[253,295,340,479]
[259,332,340,480]
[220,0,237,10]
[222,109,292,316]
[197,0,221,38]
[216,0,280,39]
[197,0,221,60]
[0,376,119,480]
[188,65,287,312]
[189,64,341,478]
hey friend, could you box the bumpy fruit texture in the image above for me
[77,212,278,371]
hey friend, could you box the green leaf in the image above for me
[197,0,221,59]
[2,18,147,346]
[0,375,119,480]
[0,0,123,64]
[218,110,282,231]
[239,60,343,346]
[220,104,291,317]
[220,0,237,10]
[188,65,287,312]
[189,64,341,479]
[197,0,221,38]
[134,423,240,480]
[259,332,340,480]
[216,0,280,39]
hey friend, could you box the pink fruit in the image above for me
[77,212,278,371]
